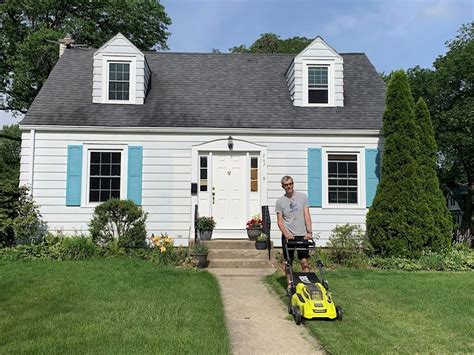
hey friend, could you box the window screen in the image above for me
[328,154,357,204]
[108,62,130,100]
[89,151,121,202]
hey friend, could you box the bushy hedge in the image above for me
[0,183,47,247]
[0,231,190,266]
[89,199,147,249]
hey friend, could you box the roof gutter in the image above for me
[19,125,382,136]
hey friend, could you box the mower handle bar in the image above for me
[284,237,315,250]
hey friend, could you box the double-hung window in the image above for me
[308,66,329,104]
[89,151,121,203]
[328,154,358,204]
[108,62,130,101]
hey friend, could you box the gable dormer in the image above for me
[93,33,151,105]
[285,36,343,107]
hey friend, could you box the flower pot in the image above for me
[255,240,267,250]
[199,230,213,241]
[192,253,208,268]
[246,227,261,240]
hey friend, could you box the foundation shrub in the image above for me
[327,224,369,265]
[58,235,97,260]
[0,184,47,247]
[88,199,147,249]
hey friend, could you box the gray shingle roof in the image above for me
[22,49,386,130]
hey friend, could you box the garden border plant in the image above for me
[89,199,147,249]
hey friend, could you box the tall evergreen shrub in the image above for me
[414,98,453,249]
[366,71,427,257]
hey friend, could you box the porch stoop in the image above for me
[205,239,276,269]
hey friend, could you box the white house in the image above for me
[19,33,385,246]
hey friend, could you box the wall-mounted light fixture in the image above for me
[227,135,234,150]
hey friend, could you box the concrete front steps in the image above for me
[205,239,276,269]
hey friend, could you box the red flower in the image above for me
[246,218,262,229]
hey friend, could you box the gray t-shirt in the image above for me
[275,191,309,236]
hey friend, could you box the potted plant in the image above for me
[196,216,216,240]
[190,242,209,268]
[246,214,263,240]
[255,234,268,250]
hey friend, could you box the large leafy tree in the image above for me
[0,0,171,113]
[230,33,313,54]
[407,22,473,229]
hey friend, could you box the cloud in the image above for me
[418,0,460,19]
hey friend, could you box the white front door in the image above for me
[212,153,246,229]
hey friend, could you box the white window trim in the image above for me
[101,56,137,104]
[302,59,335,107]
[322,147,365,209]
[81,144,128,207]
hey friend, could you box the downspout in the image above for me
[29,129,36,194]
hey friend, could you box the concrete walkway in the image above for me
[209,268,325,355]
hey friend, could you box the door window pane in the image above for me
[250,157,258,192]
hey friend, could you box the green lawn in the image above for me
[0,259,230,354]
[266,269,474,354]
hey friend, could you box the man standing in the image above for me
[275,175,313,292]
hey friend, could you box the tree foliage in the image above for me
[367,71,430,258]
[230,33,313,54]
[407,22,473,229]
[0,0,171,113]
[414,98,453,249]
[0,124,21,185]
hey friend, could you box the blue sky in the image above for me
[1,0,472,126]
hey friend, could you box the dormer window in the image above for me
[108,62,130,101]
[308,66,328,104]
[93,33,150,105]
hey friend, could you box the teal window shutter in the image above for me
[66,145,83,206]
[128,146,143,205]
[308,148,322,207]
[365,148,380,207]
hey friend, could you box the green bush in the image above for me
[89,199,147,249]
[369,247,473,271]
[327,224,369,264]
[195,216,216,231]
[0,183,47,247]
[58,236,97,260]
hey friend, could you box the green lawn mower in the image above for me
[284,237,343,325]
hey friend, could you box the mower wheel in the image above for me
[288,299,292,314]
[294,308,302,325]
[336,306,343,321]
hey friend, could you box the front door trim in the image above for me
[191,137,267,238]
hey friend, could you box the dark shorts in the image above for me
[281,235,310,262]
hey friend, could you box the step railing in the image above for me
[261,205,271,260]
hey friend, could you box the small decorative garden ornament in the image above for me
[246,214,263,241]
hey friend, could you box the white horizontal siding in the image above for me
[22,130,382,245]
